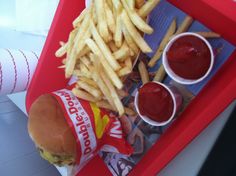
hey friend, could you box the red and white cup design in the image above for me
[134,82,183,126]
[0,48,39,95]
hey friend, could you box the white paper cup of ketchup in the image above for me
[163,32,214,85]
[134,82,183,126]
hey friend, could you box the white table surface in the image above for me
[0,1,235,176]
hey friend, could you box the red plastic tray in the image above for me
[26,0,236,175]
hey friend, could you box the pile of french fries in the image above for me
[55,0,160,116]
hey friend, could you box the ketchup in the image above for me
[138,82,174,122]
[167,36,211,79]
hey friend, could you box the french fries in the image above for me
[96,100,116,111]
[121,0,153,34]
[153,64,166,82]
[113,42,130,60]
[78,62,92,78]
[79,77,98,88]
[111,0,123,14]
[105,2,116,34]
[65,29,77,67]
[77,29,92,57]
[92,2,98,24]
[138,0,160,18]
[95,0,110,42]
[55,43,68,57]
[85,38,123,89]
[90,21,121,71]
[124,107,137,116]
[117,89,129,98]
[121,10,152,53]
[135,0,145,9]
[80,56,91,68]
[72,8,87,27]
[148,18,176,67]
[195,31,220,38]
[65,11,91,78]
[72,88,97,103]
[125,57,132,69]
[79,46,91,57]
[73,11,91,54]
[106,0,113,9]
[108,41,119,52]
[77,80,102,99]
[175,15,193,35]
[122,25,139,55]
[114,15,123,47]
[58,65,66,69]
[92,58,116,110]
[96,100,137,116]
[100,69,124,115]
[56,0,157,116]
[138,61,149,84]
[127,0,135,9]
[59,41,65,46]
[118,66,132,77]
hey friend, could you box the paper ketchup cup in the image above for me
[163,32,214,85]
[134,82,182,126]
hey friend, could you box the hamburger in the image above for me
[28,94,77,166]
[27,89,133,170]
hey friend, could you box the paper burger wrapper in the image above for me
[0,48,39,95]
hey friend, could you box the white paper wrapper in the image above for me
[0,48,39,95]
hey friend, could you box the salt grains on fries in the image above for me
[55,0,156,116]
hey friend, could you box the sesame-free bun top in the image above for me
[28,94,77,157]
